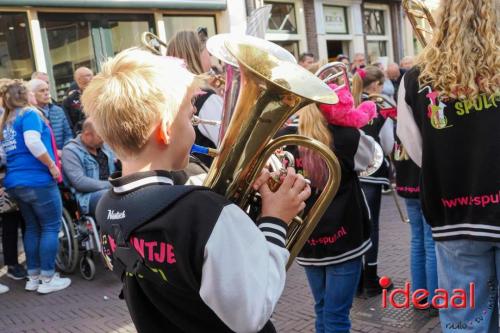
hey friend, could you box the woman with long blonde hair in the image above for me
[278,84,378,332]
[351,65,395,297]
[397,0,499,331]
[167,30,222,167]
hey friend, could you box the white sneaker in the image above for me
[0,283,9,294]
[37,273,71,294]
[25,276,40,291]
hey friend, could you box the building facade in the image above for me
[0,0,246,100]
[251,0,407,65]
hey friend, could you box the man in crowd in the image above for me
[63,67,93,134]
[386,63,403,98]
[61,119,116,217]
[351,52,366,74]
[31,71,59,105]
[399,56,414,70]
[28,79,73,153]
[298,52,315,70]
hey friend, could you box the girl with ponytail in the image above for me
[278,83,378,332]
[351,65,395,297]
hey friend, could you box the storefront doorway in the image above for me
[39,13,155,101]
[326,40,349,62]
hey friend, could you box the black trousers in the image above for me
[1,211,25,266]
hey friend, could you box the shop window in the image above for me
[0,12,35,80]
[163,16,217,41]
[364,9,386,35]
[265,2,297,34]
[40,13,154,101]
[272,40,299,59]
[109,21,152,55]
[367,41,387,63]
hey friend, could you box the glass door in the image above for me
[40,13,154,102]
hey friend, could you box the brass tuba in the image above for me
[205,38,342,268]
[402,0,436,47]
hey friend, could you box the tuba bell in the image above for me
[205,38,342,268]
[206,34,297,144]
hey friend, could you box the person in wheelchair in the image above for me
[61,119,116,218]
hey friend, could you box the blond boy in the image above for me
[81,48,311,333]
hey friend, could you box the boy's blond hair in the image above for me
[81,48,196,158]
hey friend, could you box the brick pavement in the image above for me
[0,195,442,333]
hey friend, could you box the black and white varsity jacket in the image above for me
[393,136,421,199]
[278,124,374,266]
[98,170,289,333]
[397,67,500,241]
[192,89,222,167]
[360,93,395,186]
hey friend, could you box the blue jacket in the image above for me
[41,103,73,150]
[61,136,116,214]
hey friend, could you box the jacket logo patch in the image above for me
[107,210,126,220]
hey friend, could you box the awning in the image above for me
[0,0,226,10]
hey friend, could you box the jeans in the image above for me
[8,184,62,277]
[1,211,25,266]
[304,258,362,333]
[88,189,108,218]
[435,240,499,333]
[361,183,381,266]
[405,198,438,299]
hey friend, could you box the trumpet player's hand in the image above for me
[253,167,311,225]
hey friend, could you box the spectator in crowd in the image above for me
[63,67,93,135]
[0,78,27,294]
[167,30,222,167]
[398,0,499,330]
[31,72,59,105]
[62,119,115,217]
[352,66,395,297]
[351,53,366,74]
[337,54,350,68]
[1,210,27,282]
[298,52,315,70]
[0,80,71,294]
[29,79,73,153]
[372,62,396,101]
[386,63,402,93]
[399,56,414,70]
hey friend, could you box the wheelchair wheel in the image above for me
[80,256,96,281]
[56,208,79,273]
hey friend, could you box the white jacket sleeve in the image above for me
[396,77,423,167]
[199,204,289,333]
[354,130,377,172]
[379,118,395,156]
[24,130,48,157]
[198,94,223,147]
